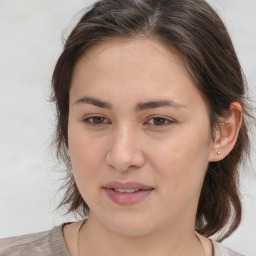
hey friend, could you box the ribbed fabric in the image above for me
[0,225,70,256]
[0,224,245,256]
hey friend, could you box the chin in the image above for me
[103,212,155,237]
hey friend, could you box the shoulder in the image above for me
[0,224,70,256]
[0,229,51,256]
[211,240,245,256]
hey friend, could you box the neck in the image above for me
[78,215,204,256]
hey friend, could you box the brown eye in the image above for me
[92,116,105,124]
[147,116,174,127]
[153,118,166,125]
[83,116,109,126]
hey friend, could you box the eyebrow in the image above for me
[75,96,112,109]
[75,96,187,111]
[135,100,187,111]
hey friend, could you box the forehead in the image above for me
[70,38,204,109]
[78,37,180,61]
[74,38,186,77]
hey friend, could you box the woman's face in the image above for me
[68,38,216,236]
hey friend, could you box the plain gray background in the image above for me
[0,0,255,255]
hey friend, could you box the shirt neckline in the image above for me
[54,222,223,256]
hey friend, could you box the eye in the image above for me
[146,116,174,126]
[83,115,109,126]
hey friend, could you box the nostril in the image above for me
[105,145,146,172]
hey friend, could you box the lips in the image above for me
[104,181,154,204]
[113,188,140,193]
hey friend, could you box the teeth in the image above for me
[113,188,140,193]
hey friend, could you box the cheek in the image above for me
[68,137,105,206]
[68,119,107,166]
[68,125,107,193]
[150,126,211,198]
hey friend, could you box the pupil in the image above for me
[154,118,165,125]
[93,117,103,123]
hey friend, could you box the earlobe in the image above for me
[209,102,243,162]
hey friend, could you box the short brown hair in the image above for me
[51,0,251,241]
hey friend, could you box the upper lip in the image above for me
[104,181,154,190]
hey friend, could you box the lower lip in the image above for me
[104,188,154,205]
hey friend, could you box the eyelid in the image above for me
[145,115,175,126]
[82,114,174,127]
[82,115,110,126]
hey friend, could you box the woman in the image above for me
[0,0,251,255]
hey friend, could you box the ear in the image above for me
[209,102,243,162]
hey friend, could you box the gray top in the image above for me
[0,224,244,256]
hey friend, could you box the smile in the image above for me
[113,188,140,193]
[104,182,154,204]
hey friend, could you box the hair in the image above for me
[51,0,251,241]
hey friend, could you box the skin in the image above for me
[64,38,242,256]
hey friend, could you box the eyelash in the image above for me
[83,116,109,126]
[82,115,174,127]
[147,116,174,126]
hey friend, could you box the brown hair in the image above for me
[52,0,251,241]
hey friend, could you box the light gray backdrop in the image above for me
[0,1,255,255]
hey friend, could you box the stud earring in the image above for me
[217,150,221,155]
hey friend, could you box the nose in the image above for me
[105,125,146,172]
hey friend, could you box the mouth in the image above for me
[112,188,141,193]
[104,182,155,204]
